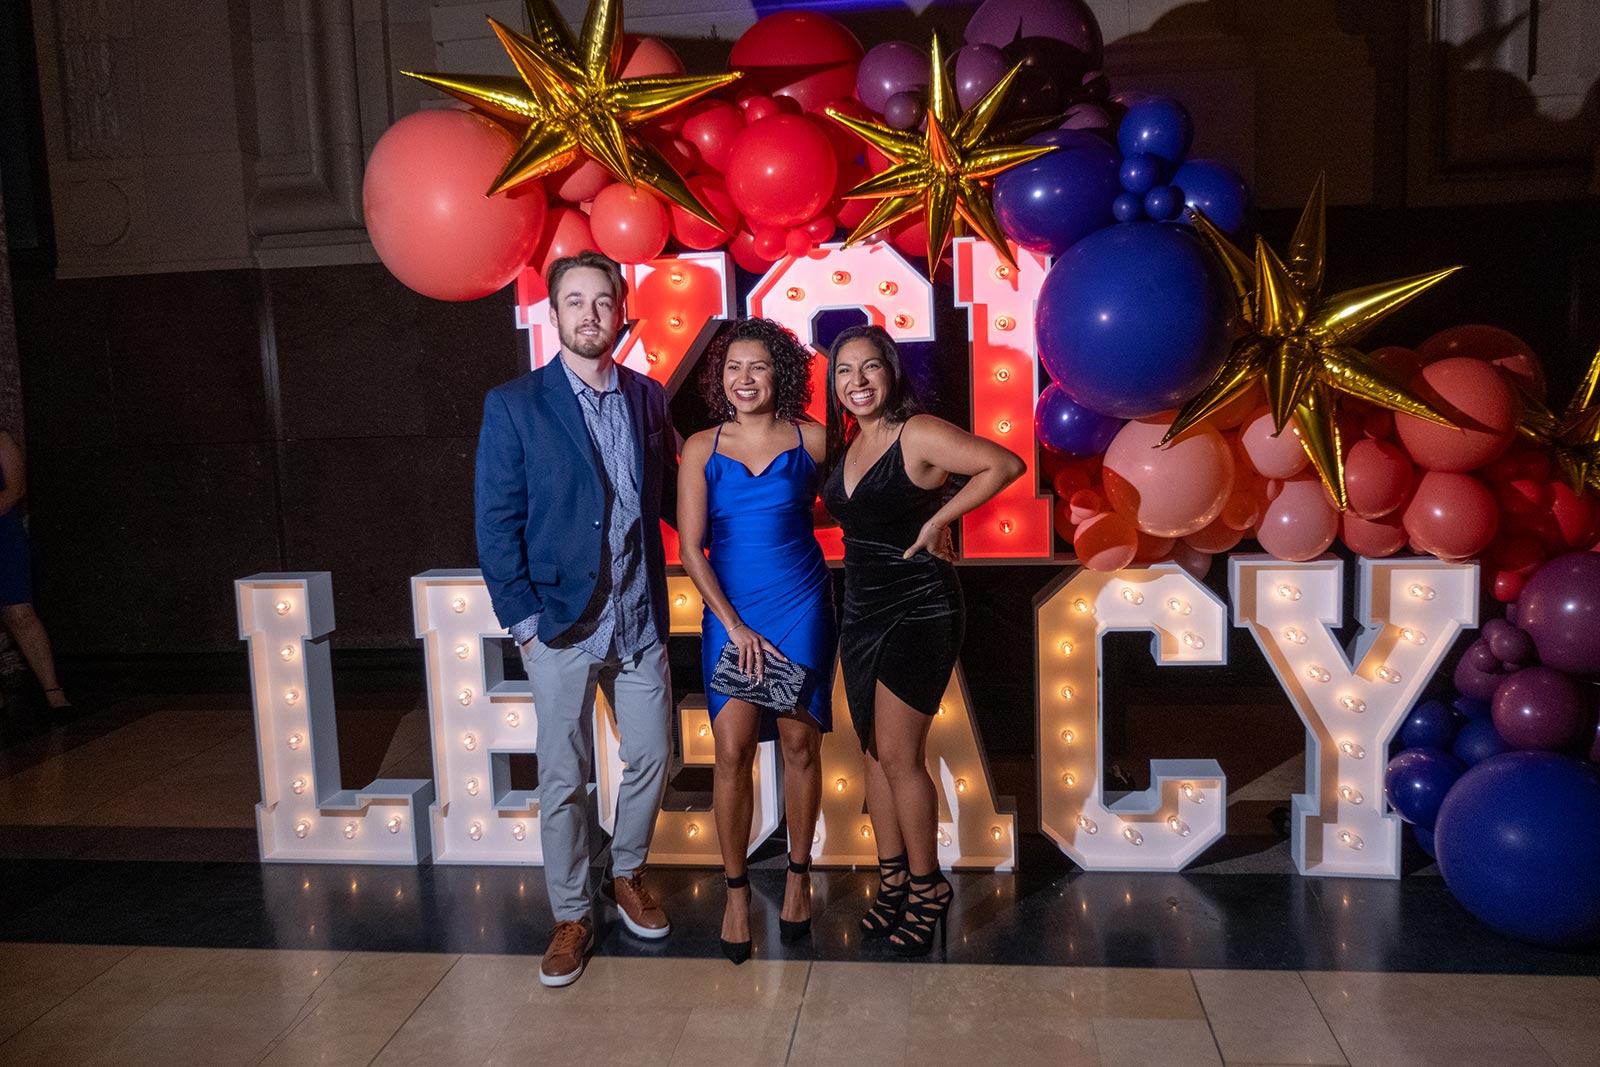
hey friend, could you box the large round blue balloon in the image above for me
[1172,159,1251,235]
[1036,221,1234,419]
[1434,751,1600,947]
[1414,824,1437,858]
[1035,382,1123,456]
[1384,747,1465,830]
[1453,717,1514,766]
[1117,96,1192,164]
[993,130,1121,256]
[1401,699,1461,750]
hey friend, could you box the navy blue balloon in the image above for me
[1453,717,1513,766]
[1402,699,1461,750]
[1172,159,1251,235]
[1118,153,1164,195]
[1143,184,1183,221]
[1385,747,1465,830]
[1414,824,1437,858]
[993,130,1121,256]
[1434,751,1600,947]
[1036,221,1234,419]
[1111,193,1143,222]
[1453,694,1493,721]
[1035,382,1123,456]
[1117,96,1192,164]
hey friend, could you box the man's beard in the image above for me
[561,326,613,360]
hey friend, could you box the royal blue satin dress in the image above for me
[701,422,835,740]
[0,463,30,608]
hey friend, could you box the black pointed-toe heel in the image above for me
[779,859,813,943]
[720,873,753,965]
[889,870,951,957]
[859,851,910,940]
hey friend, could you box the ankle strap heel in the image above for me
[889,870,951,957]
[780,858,813,944]
[859,851,910,939]
[721,872,752,964]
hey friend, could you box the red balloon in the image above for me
[1344,438,1414,519]
[729,11,865,113]
[1418,324,1546,400]
[1238,406,1309,479]
[750,224,788,259]
[725,115,837,227]
[682,101,746,174]
[729,229,779,273]
[589,183,670,264]
[1341,509,1408,558]
[364,110,546,302]
[1403,471,1499,560]
[1551,482,1600,550]
[1371,345,1425,385]
[1134,531,1175,564]
[1168,541,1213,580]
[784,228,815,257]
[1051,462,1093,500]
[669,175,741,250]
[1185,515,1243,554]
[530,206,598,274]
[620,34,685,77]
[1395,357,1520,473]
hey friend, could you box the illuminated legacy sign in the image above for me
[237,243,1479,877]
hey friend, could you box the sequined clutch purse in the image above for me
[709,641,807,711]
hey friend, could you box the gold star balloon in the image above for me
[1164,175,1462,509]
[823,35,1055,272]
[1520,347,1600,494]
[402,0,737,222]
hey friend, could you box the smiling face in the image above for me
[548,265,621,362]
[722,339,776,418]
[832,337,893,420]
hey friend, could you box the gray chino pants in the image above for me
[521,636,672,922]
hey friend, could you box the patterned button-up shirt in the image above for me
[510,357,658,658]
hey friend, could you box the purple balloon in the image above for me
[1062,102,1112,130]
[856,42,930,115]
[1492,666,1594,752]
[1455,637,1512,701]
[1518,552,1600,678]
[1484,618,1537,666]
[1035,382,1123,456]
[965,0,1103,69]
[951,43,1009,111]
[883,91,924,131]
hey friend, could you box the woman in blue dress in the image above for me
[0,428,71,713]
[678,319,835,964]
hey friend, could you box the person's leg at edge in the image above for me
[1,604,68,708]
[712,699,761,947]
[606,641,673,927]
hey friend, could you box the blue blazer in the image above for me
[474,360,678,643]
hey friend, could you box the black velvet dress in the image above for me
[822,433,965,751]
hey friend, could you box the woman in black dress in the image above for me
[820,325,1024,955]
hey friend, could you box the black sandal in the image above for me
[779,858,812,943]
[721,873,752,965]
[859,851,909,939]
[889,870,951,957]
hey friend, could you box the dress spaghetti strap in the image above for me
[712,423,724,455]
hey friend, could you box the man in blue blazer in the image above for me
[475,250,679,987]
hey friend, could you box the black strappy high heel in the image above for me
[721,873,752,965]
[779,858,812,943]
[859,851,909,939]
[889,870,951,957]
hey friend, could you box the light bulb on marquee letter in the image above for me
[236,573,433,864]
[953,238,1052,559]
[1229,555,1476,878]
[1036,564,1229,871]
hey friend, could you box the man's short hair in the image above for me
[545,250,626,306]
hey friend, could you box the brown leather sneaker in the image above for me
[539,918,593,988]
[611,869,671,938]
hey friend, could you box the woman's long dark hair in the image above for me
[823,324,922,476]
[698,317,814,424]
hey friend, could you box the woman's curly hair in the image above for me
[699,318,815,423]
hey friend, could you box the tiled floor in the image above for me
[3,944,1599,1067]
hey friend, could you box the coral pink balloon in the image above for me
[589,184,670,264]
[1341,509,1408,557]
[1221,478,1266,531]
[1344,438,1415,519]
[1202,384,1264,431]
[729,11,864,113]
[1256,474,1338,561]
[530,206,598,274]
[1168,541,1213,580]
[1403,471,1499,560]
[1418,324,1545,400]
[1395,357,1520,473]
[620,34,685,77]
[668,175,741,250]
[1185,515,1243,554]
[1238,406,1310,479]
[1134,531,1175,564]
[1102,415,1235,538]
[550,158,614,203]
[1073,511,1139,571]
[682,101,746,174]
[364,110,547,301]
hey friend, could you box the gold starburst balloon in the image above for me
[1164,175,1462,509]
[1520,347,1600,494]
[402,0,736,222]
[823,35,1054,272]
